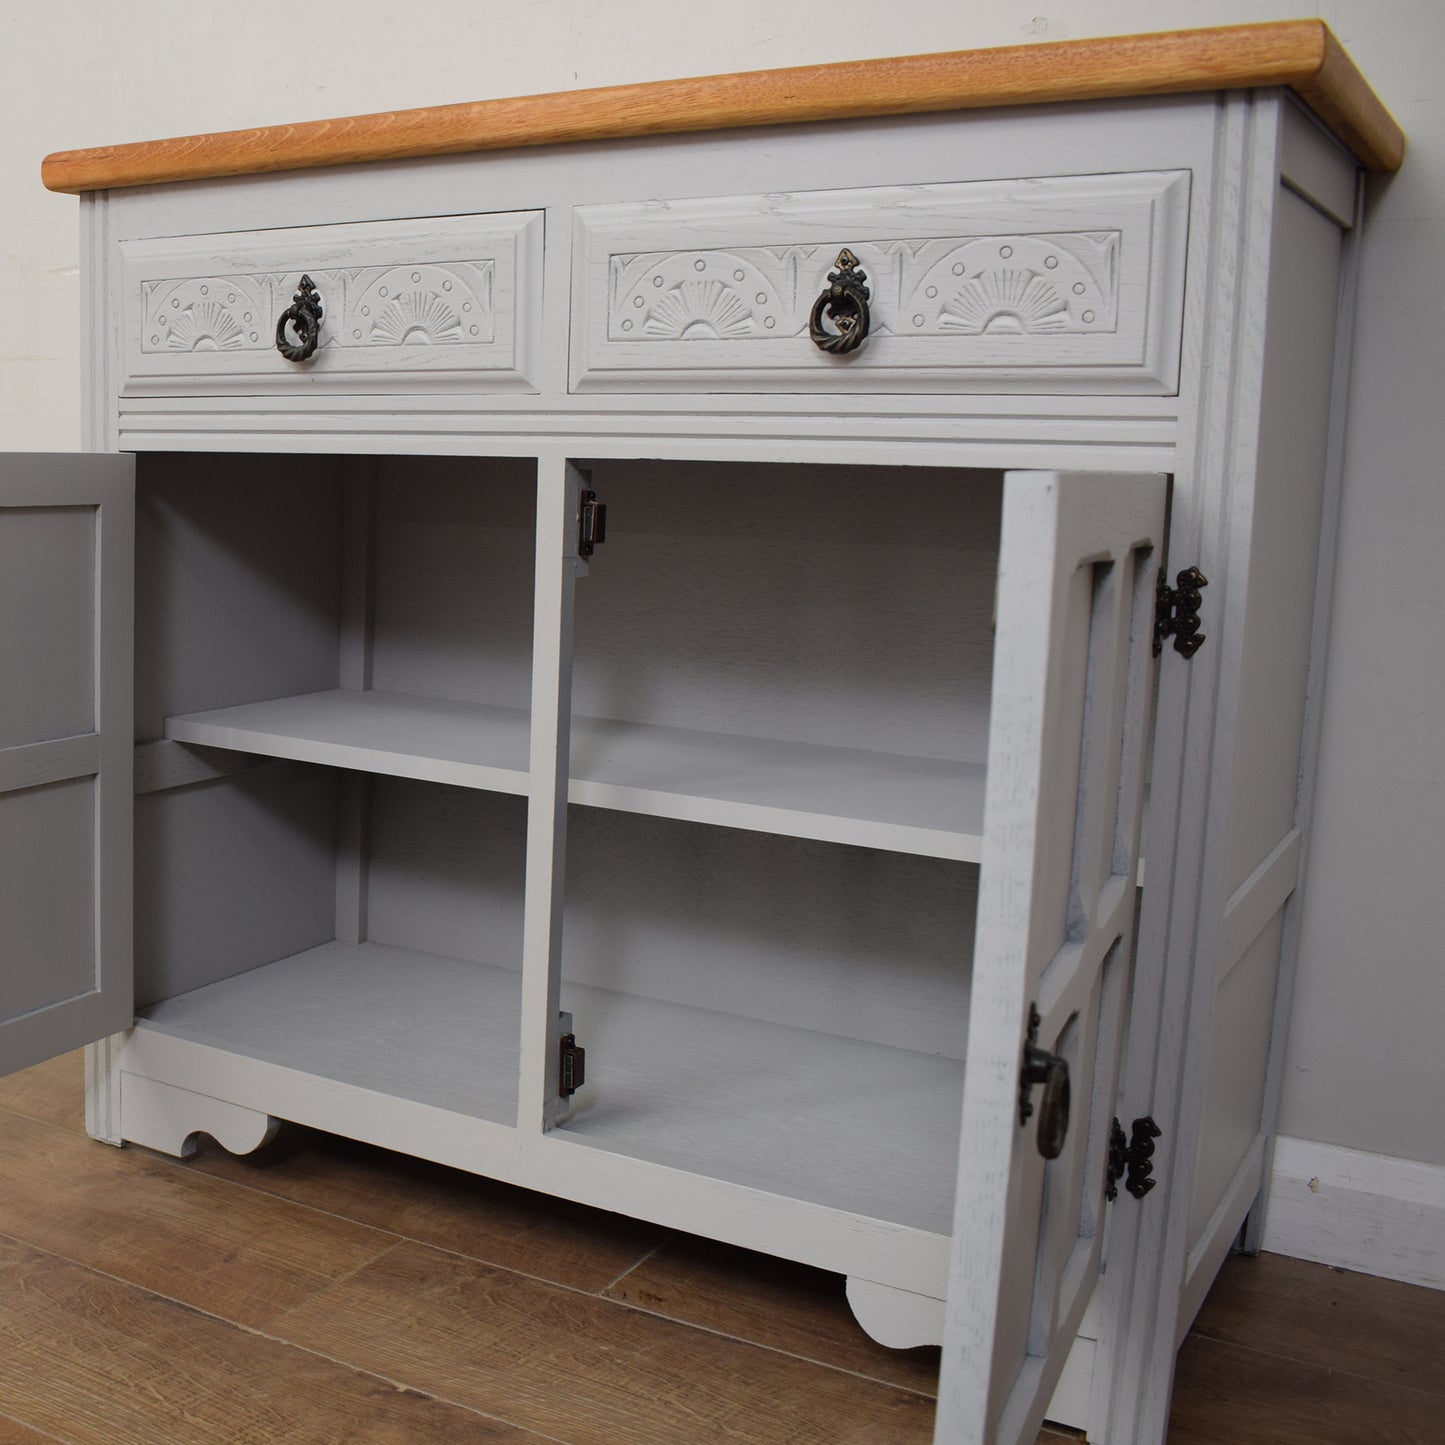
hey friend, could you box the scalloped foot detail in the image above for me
[119,1072,280,1158]
[845,1276,946,1349]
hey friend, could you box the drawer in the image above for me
[120,212,543,397]
[570,171,1188,395]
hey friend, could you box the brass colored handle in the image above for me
[808,248,871,356]
[275,274,324,362]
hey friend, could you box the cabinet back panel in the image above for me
[134,763,340,1008]
[563,807,975,1057]
[572,462,999,762]
[134,454,346,740]
[363,778,527,969]
[368,458,536,711]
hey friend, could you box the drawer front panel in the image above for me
[571,172,1188,395]
[120,212,542,397]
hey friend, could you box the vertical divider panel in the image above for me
[335,459,377,945]
[517,453,587,1131]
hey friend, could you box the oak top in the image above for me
[41,20,1402,195]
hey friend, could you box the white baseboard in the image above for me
[1261,1136,1445,1290]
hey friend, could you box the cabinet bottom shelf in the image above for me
[135,941,522,1126]
[132,941,963,1236]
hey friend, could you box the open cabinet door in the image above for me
[0,454,133,1076]
[935,470,1165,1445]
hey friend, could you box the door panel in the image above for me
[0,454,134,1076]
[935,470,1165,1445]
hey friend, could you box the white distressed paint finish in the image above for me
[120,212,543,396]
[571,171,1189,393]
[936,468,1164,1445]
[1262,1138,1445,1292]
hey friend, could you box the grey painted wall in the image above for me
[0,0,1439,1168]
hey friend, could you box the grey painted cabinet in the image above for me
[7,44,1389,1440]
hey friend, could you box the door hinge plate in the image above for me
[1154,566,1208,658]
[579,491,607,558]
[1107,1115,1162,1200]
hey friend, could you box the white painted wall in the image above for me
[0,1,1440,1182]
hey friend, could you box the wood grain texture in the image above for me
[0,1049,84,1132]
[1192,1253,1445,1400]
[277,1240,937,1444]
[0,1413,62,1445]
[1167,1331,1443,1445]
[0,1110,393,1329]
[603,1234,941,1394]
[0,1237,539,1444]
[40,21,1402,194]
[185,1122,665,1292]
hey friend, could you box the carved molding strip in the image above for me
[142,260,497,354]
[607,234,1121,344]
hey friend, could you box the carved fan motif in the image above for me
[941,270,1070,334]
[369,290,464,345]
[164,299,248,351]
[644,280,756,340]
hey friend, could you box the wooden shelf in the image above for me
[135,937,963,1235]
[555,978,963,1235]
[135,941,522,1125]
[166,688,987,859]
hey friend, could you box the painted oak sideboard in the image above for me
[1,21,1401,1445]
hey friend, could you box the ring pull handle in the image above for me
[808,248,871,356]
[1019,1003,1071,1161]
[275,274,324,363]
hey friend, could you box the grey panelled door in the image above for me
[0,454,133,1075]
[935,470,1166,1445]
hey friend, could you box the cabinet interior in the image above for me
[127,451,1002,1231]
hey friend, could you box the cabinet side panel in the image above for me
[133,454,346,740]
[1221,188,1343,896]
[1188,183,1345,1254]
[133,765,339,1007]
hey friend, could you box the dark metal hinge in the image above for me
[1107,1115,1162,1201]
[1154,566,1208,658]
[578,491,607,557]
[559,1033,586,1097]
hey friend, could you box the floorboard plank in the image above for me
[277,1240,938,1444]
[0,1237,541,1444]
[1167,1332,1441,1444]
[0,1052,85,1133]
[604,1234,940,1395]
[0,1112,395,1330]
[184,1121,666,1292]
[1192,1252,1445,1400]
[0,1412,66,1445]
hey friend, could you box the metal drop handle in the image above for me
[808,248,871,355]
[1019,1004,1071,1161]
[275,274,324,362]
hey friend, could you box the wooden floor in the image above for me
[1,1054,1440,1443]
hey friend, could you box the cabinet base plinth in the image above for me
[119,1071,280,1158]
[845,1275,945,1348]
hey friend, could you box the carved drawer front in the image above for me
[120,211,542,397]
[571,172,1189,395]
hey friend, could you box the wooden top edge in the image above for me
[41,20,1404,194]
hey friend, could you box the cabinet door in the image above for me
[0,454,133,1076]
[935,469,1165,1445]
